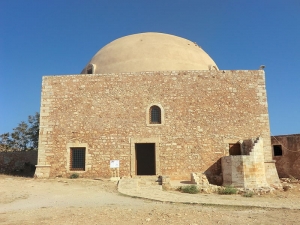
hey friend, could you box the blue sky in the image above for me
[0,0,299,135]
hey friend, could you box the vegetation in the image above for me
[218,185,237,195]
[243,191,254,197]
[0,112,39,152]
[70,173,79,179]
[179,185,199,194]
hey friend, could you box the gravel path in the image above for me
[1,175,300,225]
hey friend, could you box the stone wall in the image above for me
[36,70,273,182]
[272,134,300,179]
[0,151,37,174]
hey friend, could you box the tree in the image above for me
[0,112,39,152]
[27,112,40,150]
[11,121,29,151]
[0,133,12,152]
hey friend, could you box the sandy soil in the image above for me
[1,175,300,225]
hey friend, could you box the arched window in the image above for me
[87,68,93,74]
[150,105,161,124]
[86,64,95,74]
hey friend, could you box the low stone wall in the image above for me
[0,151,37,174]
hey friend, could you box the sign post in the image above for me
[110,160,120,181]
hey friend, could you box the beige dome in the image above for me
[81,32,218,74]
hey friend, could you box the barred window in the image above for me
[70,147,86,171]
[150,105,161,124]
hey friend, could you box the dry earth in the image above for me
[0,175,300,225]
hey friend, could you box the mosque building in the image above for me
[35,32,280,188]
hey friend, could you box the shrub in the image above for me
[218,185,237,195]
[70,173,79,179]
[243,191,254,197]
[180,185,199,194]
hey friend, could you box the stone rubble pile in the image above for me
[160,173,296,195]
[237,187,275,195]
[280,177,299,183]
[191,172,219,193]
[280,177,299,191]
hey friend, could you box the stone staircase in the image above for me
[118,176,162,196]
[249,137,262,156]
[222,136,271,188]
[137,176,161,186]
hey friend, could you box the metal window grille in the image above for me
[150,106,161,124]
[70,148,86,171]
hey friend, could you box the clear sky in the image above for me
[0,0,299,136]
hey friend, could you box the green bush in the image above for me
[243,191,254,197]
[180,185,199,194]
[70,173,79,179]
[218,185,237,195]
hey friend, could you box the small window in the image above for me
[150,105,161,124]
[70,147,86,170]
[229,143,241,155]
[273,145,282,156]
[87,68,93,74]
[86,64,95,74]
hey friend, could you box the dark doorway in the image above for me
[229,143,241,155]
[135,143,156,175]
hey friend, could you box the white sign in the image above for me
[110,160,120,168]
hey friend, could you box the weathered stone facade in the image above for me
[36,69,278,185]
[272,134,300,179]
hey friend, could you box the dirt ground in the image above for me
[1,175,300,225]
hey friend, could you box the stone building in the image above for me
[35,32,280,188]
[271,134,300,179]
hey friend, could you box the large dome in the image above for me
[81,32,218,74]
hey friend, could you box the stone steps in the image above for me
[118,176,162,194]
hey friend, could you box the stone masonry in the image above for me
[35,69,279,186]
[222,137,270,188]
[272,134,300,179]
